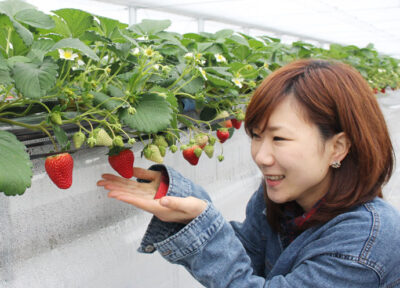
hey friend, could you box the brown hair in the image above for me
[245,59,394,231]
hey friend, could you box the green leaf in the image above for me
[107,84,125,98]
[200,106,217,121]
[0,0,35,16]
[48,14,71,38]
[227,34,249,47]
[207,73,232,87]
[149,86,178,111]
[52,124,69,150]
[13,60,58,99]
[27,38,55,62]
[0,0,36,46]
[7,56,31,67]
[197,42,214,52]
[232,45,251,61]
[119,93,173,133]
[215,29,234,40]
[14,9,54,29]
[52,8,94,38]
[180,76,204,94]
[0,130,32,196]
[92,91,125,111]
[95,15,128,39]
[129,19,171,35]
[0,58,12,85]
[205,67,233,78]
[51,38,99,61]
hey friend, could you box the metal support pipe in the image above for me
[128,6,137,26]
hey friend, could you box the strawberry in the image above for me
[108,148,134,178]
[217,128,230,143]
[183,145,202,165]
[50,112,62,125]
[143,144,164,164]
[154,135,168,148]
[195,133,209,148]
[112,136,124,147]
[45,153,74,189]
[231,119,242,129]
[203,145,214,158]
[381,88,386,94]
[94,128,113,147]
[72,131,86,149]
[221,119,233,128]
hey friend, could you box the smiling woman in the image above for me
[98,59,400,287]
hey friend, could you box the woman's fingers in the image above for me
[160,196,208,216]
[133,167,161,181]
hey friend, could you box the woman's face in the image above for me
[251,95,336,211]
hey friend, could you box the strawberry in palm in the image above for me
[45,153,74,189]
[108,147,134,178]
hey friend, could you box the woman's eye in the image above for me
[251,132,261,139]
[273,136,286,141]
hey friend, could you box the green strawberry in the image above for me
[204,145,214,158]
[154,135,168,148]
[128,138,136,145]
[208,136,217,145]
[165,133,176,146]
[112,136,124,147]
[50,112,62,125]
[170,144,178,153]
[72,131,86,149]
[218,155,224,162]
[94,128,113,147]
[143,144,164,163]
[236,111,245,121]
[159,145,166,157]
[87,136,96,148]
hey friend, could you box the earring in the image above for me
[331,161,341,168]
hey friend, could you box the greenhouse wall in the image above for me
[1,92,400,288]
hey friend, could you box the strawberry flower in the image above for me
[58,49,78,61]
[232,77,244,88]
[198,67,207,80]
[215,54,226,63]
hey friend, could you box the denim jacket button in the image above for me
[144,245,155,253]
[161,249,172,256]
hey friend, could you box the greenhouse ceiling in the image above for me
[94,0,400,57]
[27,0,400,58]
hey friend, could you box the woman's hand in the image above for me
[97,167,207,224]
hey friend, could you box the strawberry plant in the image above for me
[0,0,399,196]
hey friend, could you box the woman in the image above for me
[97,59,400,287]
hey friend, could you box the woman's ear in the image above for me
[330,132,351,163]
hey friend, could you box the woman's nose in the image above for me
[254,141,275,167]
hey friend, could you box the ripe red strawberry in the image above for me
[217,128,230,143]
[45,153,74,189]
[221,119,233,128]
[108,148,134,178]
[381,88,386,94]
[183,145,201,165]
[231,119,242,129]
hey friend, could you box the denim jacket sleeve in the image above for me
[138,165,381,287]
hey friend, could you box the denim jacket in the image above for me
[138,165,400,287]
